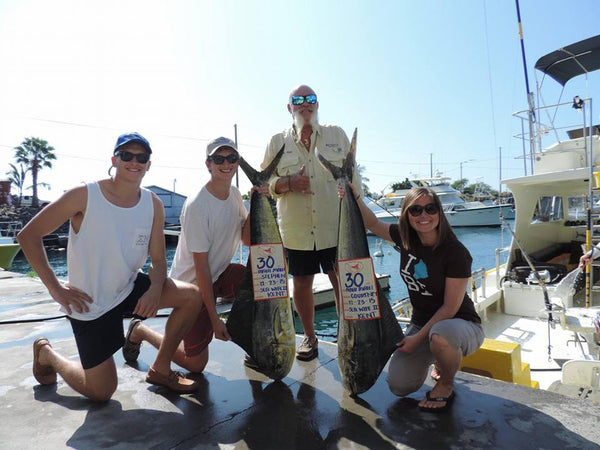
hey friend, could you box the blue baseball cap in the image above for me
[114,132,152,154]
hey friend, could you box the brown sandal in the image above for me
[33,338,57,385]
[145,367,198,393]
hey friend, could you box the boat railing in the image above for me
[469,268,487,299]
[495,246,510,288]
[391,298,412,324]
[0,221,23,238]
[513,97,596,164]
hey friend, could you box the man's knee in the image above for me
[180,284,203,314]
[87,376,118,402]
[293,275,314,293]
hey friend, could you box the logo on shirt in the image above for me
[400,253,433,296]
[135,233,150,247]
[325,143,343,152]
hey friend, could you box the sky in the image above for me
[0,0,599,202]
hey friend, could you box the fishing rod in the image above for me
[501,217,554,360]
[515,0,536,174]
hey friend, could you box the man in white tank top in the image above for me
[121,136,270,373]
[19,132,203,401]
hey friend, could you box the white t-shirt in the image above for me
[169,185,247,283]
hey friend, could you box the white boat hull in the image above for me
[374,204,512,227]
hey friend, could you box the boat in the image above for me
[374,176,514,227]
[451,34,600,396]
[0,237,21,270]
[0,221,22,270]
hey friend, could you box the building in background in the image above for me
[145,185,187,226]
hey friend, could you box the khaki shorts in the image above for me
[386,318,484,397]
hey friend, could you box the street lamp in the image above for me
[459,159,474,180]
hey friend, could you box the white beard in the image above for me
[292,109,319,131]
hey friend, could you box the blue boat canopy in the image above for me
[535,34,600,86]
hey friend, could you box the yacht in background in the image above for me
[374,176,514,227]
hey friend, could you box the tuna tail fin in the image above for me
[239,145,285,186]
[317,128,357,182]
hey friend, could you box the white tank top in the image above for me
[65,182,153,320]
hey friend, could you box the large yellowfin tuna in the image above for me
[226,146,295,380]
[318,129,404,395]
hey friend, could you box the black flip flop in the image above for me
[418,390,455,413]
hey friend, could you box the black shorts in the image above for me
[68,273,151,369]
[286,247,337,276]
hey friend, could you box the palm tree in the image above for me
[357,164,370,196]
[6,163,29,206]
[14,137,56,207]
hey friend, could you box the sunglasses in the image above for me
[407,203,439,217]
[290,94,317,106]
[209,153,239,164]
[118,150,150,164]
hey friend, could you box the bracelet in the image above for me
[287,176,293,192]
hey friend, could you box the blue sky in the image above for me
[0,0,599,200]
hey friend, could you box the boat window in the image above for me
[567,196,586,220]
[532,196,563,223]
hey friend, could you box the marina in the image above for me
[372,177,514,227]
[2,4,600,447]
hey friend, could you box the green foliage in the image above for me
[451,178,468,192]
[13,137,57,207]
[6,163,28,204]
[391,178,412,191]
[357,164,370,197]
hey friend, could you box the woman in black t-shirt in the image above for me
[343,185,484,412]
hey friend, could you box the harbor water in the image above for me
[8,224,513,342]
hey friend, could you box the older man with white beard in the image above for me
[261,84,361,361]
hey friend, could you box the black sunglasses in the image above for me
[209,153,239,165]
[290,94,317,106]
[118,150,150,164]
[408,203,439,217]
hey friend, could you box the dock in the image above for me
[1,271,599,449]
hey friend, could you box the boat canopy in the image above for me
[534,34,600,86]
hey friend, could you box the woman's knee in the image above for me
[429,333,450,352]
[387,378,422,397]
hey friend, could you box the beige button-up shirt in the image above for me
[261,124,361,251]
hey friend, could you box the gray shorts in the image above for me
[386,318,484,397]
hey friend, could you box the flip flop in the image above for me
[418,390,455,413]
[33,337,57,385]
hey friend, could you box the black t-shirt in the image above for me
[389,224,481,327]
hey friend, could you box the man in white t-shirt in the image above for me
[123,136,268,372]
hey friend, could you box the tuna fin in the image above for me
[239,145,285,186]
[317,128,357,182]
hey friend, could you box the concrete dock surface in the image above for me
[1,271,599,449]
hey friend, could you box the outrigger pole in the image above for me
[515,0,536,175]
[501,217,554,360]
